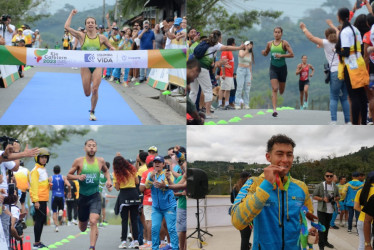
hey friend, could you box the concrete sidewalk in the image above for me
[187,224,359,250]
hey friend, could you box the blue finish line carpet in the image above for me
[0,72,142,125]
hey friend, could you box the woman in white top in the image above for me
[235,41,254,109]
[299,22,350,124]
[335,7,368,125]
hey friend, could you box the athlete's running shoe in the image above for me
[89,110,96,121]
[303,101,308,109]
[272,111,278,117]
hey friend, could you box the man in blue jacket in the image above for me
[145,155,178,250]
[231,134,314,250]
[341,172,363,233]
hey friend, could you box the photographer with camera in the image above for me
[0,15,15,46]
[0,137,23,249]
[313,170,340,250]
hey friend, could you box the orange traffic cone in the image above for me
[23,235,31,250]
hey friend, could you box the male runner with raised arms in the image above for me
[67,139,112,250]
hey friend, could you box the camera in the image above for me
[1,14,10,23]
[0,135,18,150]
[326,193,335,205]
[15,220,26,236]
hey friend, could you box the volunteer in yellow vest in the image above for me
[262,27,294,118]
[11,28,25,46]
[67,139,112,250]
[335,7,369,125]
[14,160,30,213]
[30,148,50,249]
[64,9,115,121]
[354,171,374,250]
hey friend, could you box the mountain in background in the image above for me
[189,145,374,195]
[22,125,186,177]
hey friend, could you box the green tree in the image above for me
[0,126,89,160]
[118,0,148,20]
[187,0,282,37]
[0,0,49,25]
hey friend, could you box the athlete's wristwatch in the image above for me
[365,242,371,247]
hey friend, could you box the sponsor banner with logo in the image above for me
[0,65,19,88]
[0,46,186,68]
[147,68,186,90]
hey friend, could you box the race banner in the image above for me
[0,46,186,68]
[147,68,186,90]
[0,65,20,88]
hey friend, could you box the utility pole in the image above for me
[114,0,119,21]
[102,0,105,26]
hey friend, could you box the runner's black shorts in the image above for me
[269,64,288,82]
[299,80,310,92]
[51,196,64,213]
[78,192,101,222]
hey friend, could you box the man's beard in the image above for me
[87,151,96,157]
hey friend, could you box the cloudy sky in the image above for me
[187,126,374,164]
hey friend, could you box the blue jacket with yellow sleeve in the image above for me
[231,174,313,250]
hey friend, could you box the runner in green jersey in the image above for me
[64,9,115,121]
[67,139,112,250]
[262,27,294,117]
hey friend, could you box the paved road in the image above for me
[0,67,185,125]
[187,224,359,250]
[22,224,131,250]
[205,108,349,125]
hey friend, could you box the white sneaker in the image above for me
[72,219,78,225]
[345,122,352,125]
[67,221,71,226]
[55,226,59,232]
[340,221,344,227]
[329,121,337,125]
[109,76,114,82]
[234,105,241,110]
[118,241,127,249]
[244,105,250,109]
[131,77,136,82]
[129,241,139,249]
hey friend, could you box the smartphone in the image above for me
[356,0,363,9]
[166,164,170,171]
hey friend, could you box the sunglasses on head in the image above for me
[325,175,333,178]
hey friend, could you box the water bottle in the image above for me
[370,74,374,90]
